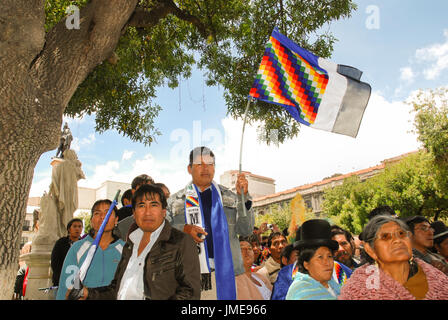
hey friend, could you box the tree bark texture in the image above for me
[0,0,140,299]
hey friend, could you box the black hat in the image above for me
[294,219,338,251]
[431,221,448,243]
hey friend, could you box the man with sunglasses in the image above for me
[405,216,448,275]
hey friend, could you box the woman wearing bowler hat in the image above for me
[286,219,341,300]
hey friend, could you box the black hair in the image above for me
[121,189,133,206]
[189,146,215,166]
[280,244,298,267]
[368,205,397,220]
[247,234,261,246]
[132,184,167,210]
[153,183,170,195]
[131,174,155,190]
[404,216,430,234]
[297,246,320,274]
[331,226,354,244]
[90,199,118,218]
[89,199,119,238]
[67,218,83,231]
[267,232,286,248]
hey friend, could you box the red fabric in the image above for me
[22,267,29,296]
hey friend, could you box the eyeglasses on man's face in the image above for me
[414,224,434,233]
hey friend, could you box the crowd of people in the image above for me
[14,146,448,300]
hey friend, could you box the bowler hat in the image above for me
[431,221,448,243]
[294,219,338,251]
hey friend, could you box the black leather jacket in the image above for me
[87,220,201,300]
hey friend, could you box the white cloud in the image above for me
[399,66,415,83]
[78,160,120,189]
[121,150,134,161]
[30,92,421,198]
[415,29,448,80]
[29,176,51,197]
[71,133,96,152]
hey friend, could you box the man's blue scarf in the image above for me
[186,182,236,300]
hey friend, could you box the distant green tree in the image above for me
[409,87,448,221]
[322,151,448,234]
[255,203,291,234]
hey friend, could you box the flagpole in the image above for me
[76,190,121,285]
[238,97,253,217]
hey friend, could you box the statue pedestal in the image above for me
[20,250,56,300]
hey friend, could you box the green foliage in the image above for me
[45,0,357,145]
[255,203,291,233]
[409,87,448,201]
[45,0,89,31]
[322,151,448,234]
[255,201,316,238]
[75,210,92,236]
[410,87,448,165]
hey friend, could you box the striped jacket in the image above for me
[285,272,341,300]
[56,235,124,300]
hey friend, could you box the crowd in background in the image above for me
[12,147,448,301]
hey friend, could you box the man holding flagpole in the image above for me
[167,146,255,300]
[57,199,125,300]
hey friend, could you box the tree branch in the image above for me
[30,0,139,109]
[127,0,210,39]
[127,3,172,29]
[165,0,209,38]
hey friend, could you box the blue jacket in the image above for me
[271,263,295,300]
[56,235,125,300]
[286,272,341,300]
[271,261,352,300]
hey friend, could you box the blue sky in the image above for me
[30,0,448,198]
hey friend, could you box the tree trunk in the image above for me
[0,0,139,299]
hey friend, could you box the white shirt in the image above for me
[252,273,271,300]
[326,285,337,298]
[117,221,165,300]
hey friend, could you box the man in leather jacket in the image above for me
[73,184,201,300]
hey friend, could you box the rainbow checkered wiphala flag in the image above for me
[249,28,371,138]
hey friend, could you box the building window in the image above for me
[305,200,312,210]
[22,220,31,232]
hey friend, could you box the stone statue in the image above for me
[55,122,73,158]
[33,149,85,248]
[32,192,60,248]
[50,149,85,237]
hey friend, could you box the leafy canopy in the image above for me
[45,0,356,145]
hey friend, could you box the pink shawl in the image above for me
[339,258,448,300]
